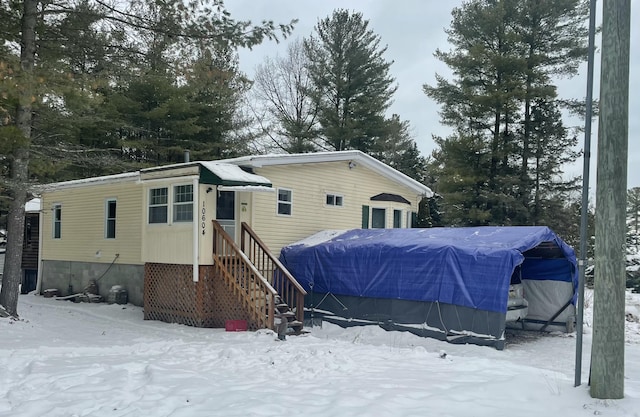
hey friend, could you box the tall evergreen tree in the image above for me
[427,134,495,225]
[370,114,427,183]
[424,0,588,228]
[303,9,396,152]
[0,0,295,317]
[424,0,523,225]
[184,47,253,159]
[515,0,588,220]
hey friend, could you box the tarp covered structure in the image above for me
[279,226,578,349]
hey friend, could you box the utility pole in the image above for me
[590,0,630,400]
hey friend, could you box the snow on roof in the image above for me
[37,172,140,191]
[288,230,348,247]
[38,160,269,192]
[219,151,433,197]
[25,198,41,213]
[198,161,270,185]
[34,152,428,195]
[217,185,275,192]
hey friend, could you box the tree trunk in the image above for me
[0,0,37,317]
[590,0,630,400]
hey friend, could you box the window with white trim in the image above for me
[52,204,62,239]
[277,188,292,216]
[105,199,116,238]
[326,193,343,207]
[149,187,168,224]
[173,184,193,222]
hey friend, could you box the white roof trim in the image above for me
[220,151,433,197]
[37,172,140,191]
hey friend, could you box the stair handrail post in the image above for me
[212,220,277,330]
[296,291,304,323]
[239,222,307,332]
[240,222,307,296]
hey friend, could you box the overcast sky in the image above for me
[226,1,639,190]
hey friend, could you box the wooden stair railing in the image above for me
[240,222,307,327]
[212,220,276,330]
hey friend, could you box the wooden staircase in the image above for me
[212,220,307,335]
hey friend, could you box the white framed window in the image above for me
[149,187,168,224]
[277,188,292,216]
[325,193,344,207]
[105,199,117,239]
[173,184,193,222]
[52,204,62,239]
[371,208,386,228]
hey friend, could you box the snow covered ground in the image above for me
[1,290,640,417]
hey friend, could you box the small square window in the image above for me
[326,193,343,207]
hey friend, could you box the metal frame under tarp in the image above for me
[305,293,508,349]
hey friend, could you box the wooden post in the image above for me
[590,0,630,400]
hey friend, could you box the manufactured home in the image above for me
[36,151,433,332]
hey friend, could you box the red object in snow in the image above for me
[225,320,247,332]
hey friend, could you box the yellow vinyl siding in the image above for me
[249,161,420,253]
[40,181,143,265]
[142,179,197,265]
[144,223,193,264]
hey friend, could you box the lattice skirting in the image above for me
[144,263,252,328]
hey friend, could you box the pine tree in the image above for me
[515,0,589,220]
[184,47,254,159]
[425,0,524,225]
[0,0,295,317]
[628,187,640,254]
[427,134,494,226]
[304,9,396,152]
[370,114,427,183]
[424,0,588,227]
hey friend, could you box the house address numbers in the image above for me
[201,201,206,235]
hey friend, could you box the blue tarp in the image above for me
[279,226,577,314]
